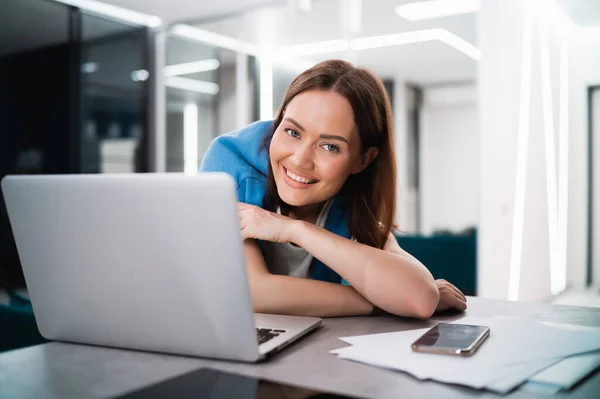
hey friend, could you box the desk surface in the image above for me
[1,297,599,399]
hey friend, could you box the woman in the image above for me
[201,60,466,318]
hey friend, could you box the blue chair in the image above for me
[395,232,477,296]
[0,291,47,353]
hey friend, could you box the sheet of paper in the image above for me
[529,350,600,387]
[336,316,600,366]
[335,344,561,391]
[331,316,600,393]
[484,321,600,393]
[484,359,564,393]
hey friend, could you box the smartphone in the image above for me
[411,323,490,357]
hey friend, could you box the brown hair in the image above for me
[264,59,396,249]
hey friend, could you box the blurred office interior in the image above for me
[1,0,599,310]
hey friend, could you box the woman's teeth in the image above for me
[286,169,317,184]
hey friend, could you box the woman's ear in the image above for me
[352,147,379,175]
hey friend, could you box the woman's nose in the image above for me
[290,143,314,169]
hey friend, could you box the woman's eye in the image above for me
[285,128,300,138]
[322,144,340,153]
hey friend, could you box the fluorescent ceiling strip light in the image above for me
[539,16,560,296]
[438,29,482,60]
[278,40,349,56]
[54,0,161,27]
[350,29,441,50]
[396,0,480,21]
[165,77,219,95]
[170,24,259,56]
[508,6,533,302]
[163,59,220,77]
[557,25,570,295]
[276,29,480,61]
[184,103,198,176]
[350,29,480,60]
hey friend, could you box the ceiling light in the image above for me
[54,0,161,27]
[131,69,149,82]
[165,77,220,95]
[349,29,481,60]
[81,62,98,74]
[163,59,220,77]
[277,40,349,56]
[170,25,258,56]
[350,29,440,50]
[437,30,481,60]
[395,0,480,21]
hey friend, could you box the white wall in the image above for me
[567,32,600,288]
[420,85,479,235]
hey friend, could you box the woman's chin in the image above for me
[276,187,313,207]
[278,193,309,207]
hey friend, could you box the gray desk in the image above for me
[1,297,599,399]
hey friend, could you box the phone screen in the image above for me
[412,323,490,351]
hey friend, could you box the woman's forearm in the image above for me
[248,272,374,317]
[290,221,439,318]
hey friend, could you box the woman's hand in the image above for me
[238,203,298,243]
[434,279,467,313]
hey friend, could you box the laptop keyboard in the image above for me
[256,328,287,345]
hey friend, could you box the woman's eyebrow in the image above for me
[319,134,349,145]
[284,117,350,145]
[283,117,305,131]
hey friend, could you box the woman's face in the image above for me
[269,89,377,208]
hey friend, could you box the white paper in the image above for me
[485,321,600,393]
[331,316,600,393]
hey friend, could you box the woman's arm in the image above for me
[243,239,374,317]
[290,223,440,319]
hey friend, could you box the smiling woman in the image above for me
[200,59,467,318]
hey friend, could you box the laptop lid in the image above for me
[1,173,261,361]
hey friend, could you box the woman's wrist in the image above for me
[286,219,309,245]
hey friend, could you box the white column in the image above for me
[478,0,570,301]
[183,103,198,175]
[259,52,273,121]
[235,51,250,129]
[151,29,166,172]
[393,80,419,232]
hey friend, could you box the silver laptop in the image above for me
[1,173,321,362]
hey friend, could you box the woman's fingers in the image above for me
[450,284,466,302]
[436,282,467,313]
[449,291,467,311]
[437,279,466,302]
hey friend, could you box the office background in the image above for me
[0,0,599,307]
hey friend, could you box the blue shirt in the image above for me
[200,120,350,284]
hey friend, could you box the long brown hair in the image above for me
[265,59,396,249]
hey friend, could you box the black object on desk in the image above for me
[113,367,363,399]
